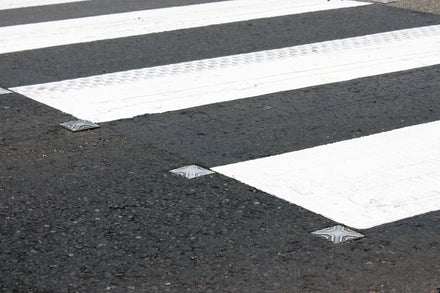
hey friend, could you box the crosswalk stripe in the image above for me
[3,0,440,231]
[10,24,440,123]
[212,120,440,229]
[0,0,370,54]
[0,87,12,95]
[0,0,89,10]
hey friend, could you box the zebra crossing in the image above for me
[0,0,369,54]
[1,0,440,231]
[9,24,440,122]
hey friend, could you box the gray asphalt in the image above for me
[1,1,440,292]
[363,0,440,15]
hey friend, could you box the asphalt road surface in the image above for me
[1,0,440,292]
[364,0,440,15]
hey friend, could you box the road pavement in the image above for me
[1,0,440,292]
[364,0,440,15]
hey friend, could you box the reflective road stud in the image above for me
[60,120,99,132]
[170,165,214,179]
[312,225,365,244]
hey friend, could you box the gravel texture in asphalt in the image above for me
[1,1,440,292]
[363,0,440,14]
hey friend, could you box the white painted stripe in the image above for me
[0,87,12,95]
[212,121,440,230]
[0,0,370,54]
[11,25,440,123]
[0,0,88,10]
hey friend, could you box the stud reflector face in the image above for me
[60,120,100,132]
[312,225,365,244]
[169,165,214,179]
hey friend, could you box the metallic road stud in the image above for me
[312,225,365,244]
[60,120,100,132]
[169,165,214,179]
[0,87,12,95]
